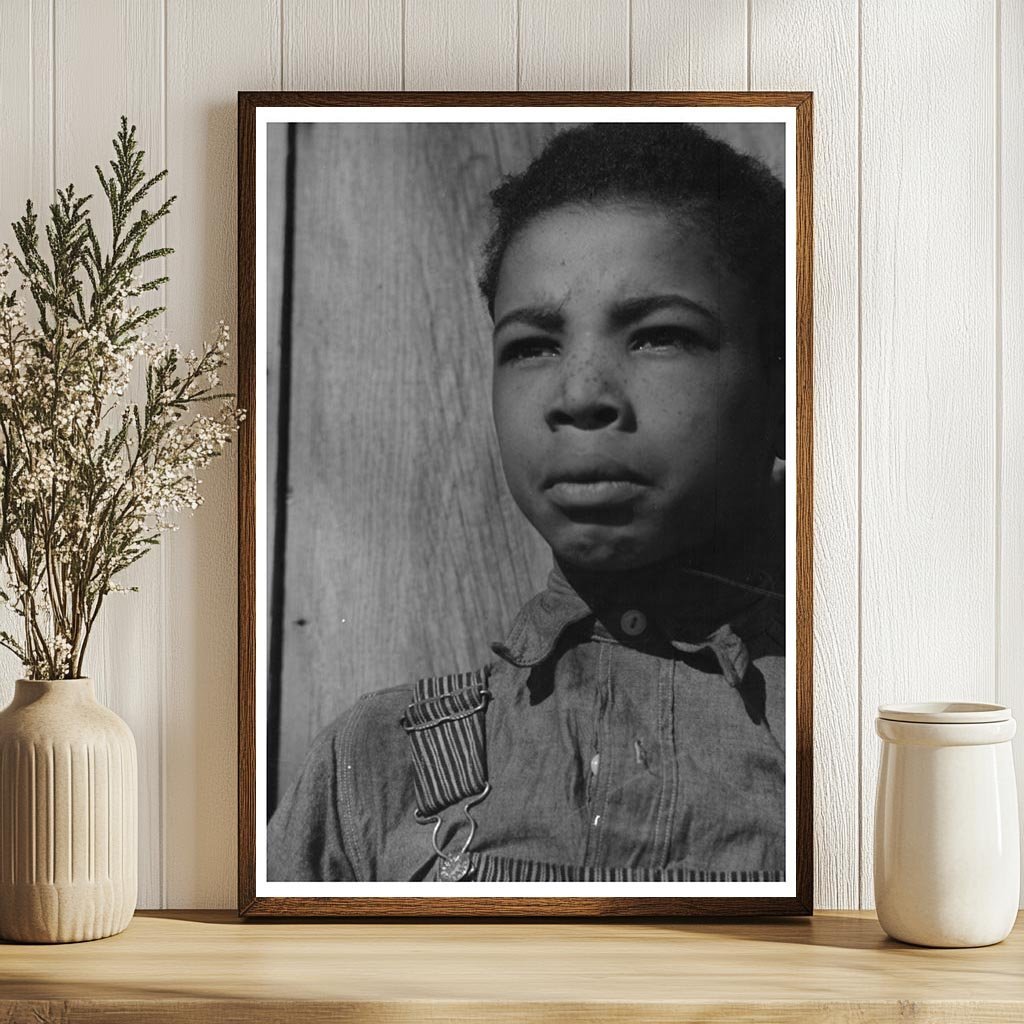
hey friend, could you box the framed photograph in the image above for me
[237,91,813,917]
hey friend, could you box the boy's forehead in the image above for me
[510,201,714,254]
[494,203,735,320]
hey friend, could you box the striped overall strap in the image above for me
[399,667,491,819]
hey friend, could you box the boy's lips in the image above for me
[545,479,648,507]
[543,462,650,508]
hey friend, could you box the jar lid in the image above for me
[877,701,1011,724]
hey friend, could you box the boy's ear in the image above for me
[771,356,786,461]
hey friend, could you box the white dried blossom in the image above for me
[0,121,247,678]
[0,244,244,678]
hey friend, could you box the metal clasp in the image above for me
[416,783,491,882]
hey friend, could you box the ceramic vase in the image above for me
[0,677,137,943]
[874,701,1019,948]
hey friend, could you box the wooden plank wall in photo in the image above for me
[0,0,1017,911]
[273,122,553,804]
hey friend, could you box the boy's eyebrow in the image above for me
[492,306,566,335]
[492,294,720,335]
[609,293,721,328]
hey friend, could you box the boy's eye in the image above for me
[498,337,559,365]
[631,326,719,353]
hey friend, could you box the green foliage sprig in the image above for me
[0,117,244,679]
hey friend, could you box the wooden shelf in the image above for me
[1,910,1022,1022]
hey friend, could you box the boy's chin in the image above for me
[550,535,676,574]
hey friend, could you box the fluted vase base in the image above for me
[0,879,135,943]
[0,678,138,944]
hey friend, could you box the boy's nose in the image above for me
[546,351,631,431]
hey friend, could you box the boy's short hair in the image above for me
[478,122,785,366]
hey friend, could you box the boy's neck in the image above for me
[552,541,777,641]
[556,544,777,600]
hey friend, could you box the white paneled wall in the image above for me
[751,0,860,913]
[1005,0,1024,917]
[0,0,1017,910]
[859,1,999,911]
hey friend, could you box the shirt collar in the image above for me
[491,555,782,670]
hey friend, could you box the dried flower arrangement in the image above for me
[0,117,244,679]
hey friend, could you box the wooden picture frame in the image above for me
[238,91,813,917]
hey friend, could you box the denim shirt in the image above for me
[267,560,787,882]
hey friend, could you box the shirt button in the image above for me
[590,753,600,775]
[620,609,647,637]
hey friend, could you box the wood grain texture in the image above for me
[163,0,279,908]
[631,0,747,91]
[519,0,629,90]
[2,910,1024,1023]
[273,0,405,642]
[404,0,516,90]
[3,1004,1024,1024]
[624,0,770,195]
[859,1,998,908]
[795,93,816,925]
[750,0,859,911]
[283,0,402,91]
[1000,0,1024,902]
[237,94,258,922]
[236,90,824,110]
[275,121,552,803]
[265,125,286,636]
[0,0,51,263]
[0,0,53,701]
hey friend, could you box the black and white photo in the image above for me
[238,94,812,917]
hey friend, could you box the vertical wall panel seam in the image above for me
[49,0,55,197]
[995,0,1003,706]
[856,0,864,910]
[278,0,284,91]
[515,0,520,90]
[400,0,406,91]
[627,0,632,91]
[746,0,752,90]
[29,0,34,187]
[159,0,169,910]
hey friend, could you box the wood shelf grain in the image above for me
[1,910,1022,1021]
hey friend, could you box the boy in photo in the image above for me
[268,121,787,883]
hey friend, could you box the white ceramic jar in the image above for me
[0,678,137,942]
[874,702,1019,947]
